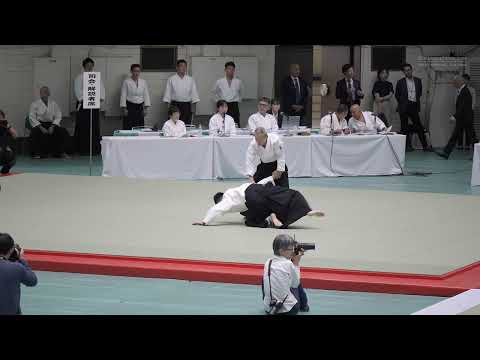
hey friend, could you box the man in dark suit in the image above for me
[395,63,430,151]
[281,64,309,126]
[436,75,478,159]
[335,64,364,120]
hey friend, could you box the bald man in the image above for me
[281,64,309,127]
[246,127,289,188]
[348,105,386,133]
[29,86,70,159]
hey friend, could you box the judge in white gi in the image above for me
[263,234,309,315]
[212,61,243,126]
[348,104,386,133]
[319,103,351,135]
[163,59,200,125]
[29,86,70,159]
[248,97,279,132]
[246,127,289,188]
[209,100,237,136]
[162,105,186,137]
[120,64,151,130]
[193,176,324,228]
[74,57,106,155]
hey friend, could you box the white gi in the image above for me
[29,99,62,128]
[248,112,279,132]
[202,177,274,224]
[162,119,187,137]
[348,111,386,132]
[319,112,349,135]
[245,133,286,177]
[209,113,237,135]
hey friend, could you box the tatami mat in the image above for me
[1,173,479,275]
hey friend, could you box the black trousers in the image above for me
[399,101,428,149]
[171,101,192,125]
[444,118,477,156]
[253,161,289,188]
[74,103,101,155]
[123,101,145,130]
[0,145,16,174]
[457,110,478,147]
[226,102,240,127]
[30,122,69,157]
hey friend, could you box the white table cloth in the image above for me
[472,143,480,186]
[311,134,406,177]
[212,135,311,179]
[101,134,406,180]
[101,136,213,180]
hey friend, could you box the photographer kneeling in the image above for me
[262,234,310,315]
[0,233,38,315]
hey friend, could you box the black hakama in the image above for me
[123,101,145,130]
[253,161,289,188]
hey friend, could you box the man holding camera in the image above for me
[0,233,38,315]
[263,234,310,315]
[0,110,17,175]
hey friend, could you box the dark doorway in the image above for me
[274,45,313,126]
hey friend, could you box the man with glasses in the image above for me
[248,97,279,132]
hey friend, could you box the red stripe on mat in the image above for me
[0,172,21,177]
[24,249,480,297]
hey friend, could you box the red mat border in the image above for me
[24,249,480,297]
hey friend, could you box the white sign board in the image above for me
[83,72,101,109]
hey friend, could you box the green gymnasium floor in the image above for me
[6,150,479,314]
[21,271,444,315]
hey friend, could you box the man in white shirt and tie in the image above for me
[246,127,288,188]
[263,234,309,315]
[209,100,237,136]
[212,61,243,127]
[73,57,106,155]
[120,64,151,130]
[319,104,351,135]
[163,59,200,125]
[248,97,279,132]
[29,86,70,159]
[348,105,387,133]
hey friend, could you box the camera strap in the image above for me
[266,259,289,315]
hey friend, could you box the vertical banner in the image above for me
[83,72,101,109]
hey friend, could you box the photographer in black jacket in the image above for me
[0,110,17,175]
[0,233,38,315]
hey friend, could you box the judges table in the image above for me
[101,134,405,180]
[472,143,480,186]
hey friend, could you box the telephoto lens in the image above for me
[294,243,315,255]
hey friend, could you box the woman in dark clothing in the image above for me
[372,68,394,127]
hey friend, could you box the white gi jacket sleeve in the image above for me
[273,137,286,172]
[245,141,260,177]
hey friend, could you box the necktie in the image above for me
[294,78,301,104]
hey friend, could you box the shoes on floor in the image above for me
[435,151,449,159]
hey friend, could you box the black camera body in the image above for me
[7,244,22,262]
[0,119,8,128]
[294,242,315,255]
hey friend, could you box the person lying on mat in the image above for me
[193,176,324,228]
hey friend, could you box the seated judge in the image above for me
[29,86,70,159]
[0,110,17,175]
[120,64,151,130]
[209,100,237,136]
[248,97,279,132]
[319,104,351,135]
[193,176,324,228]
[162,105,187,137]
[246,127,289,188]
[267,98,285,129]
[348,105,386,133]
